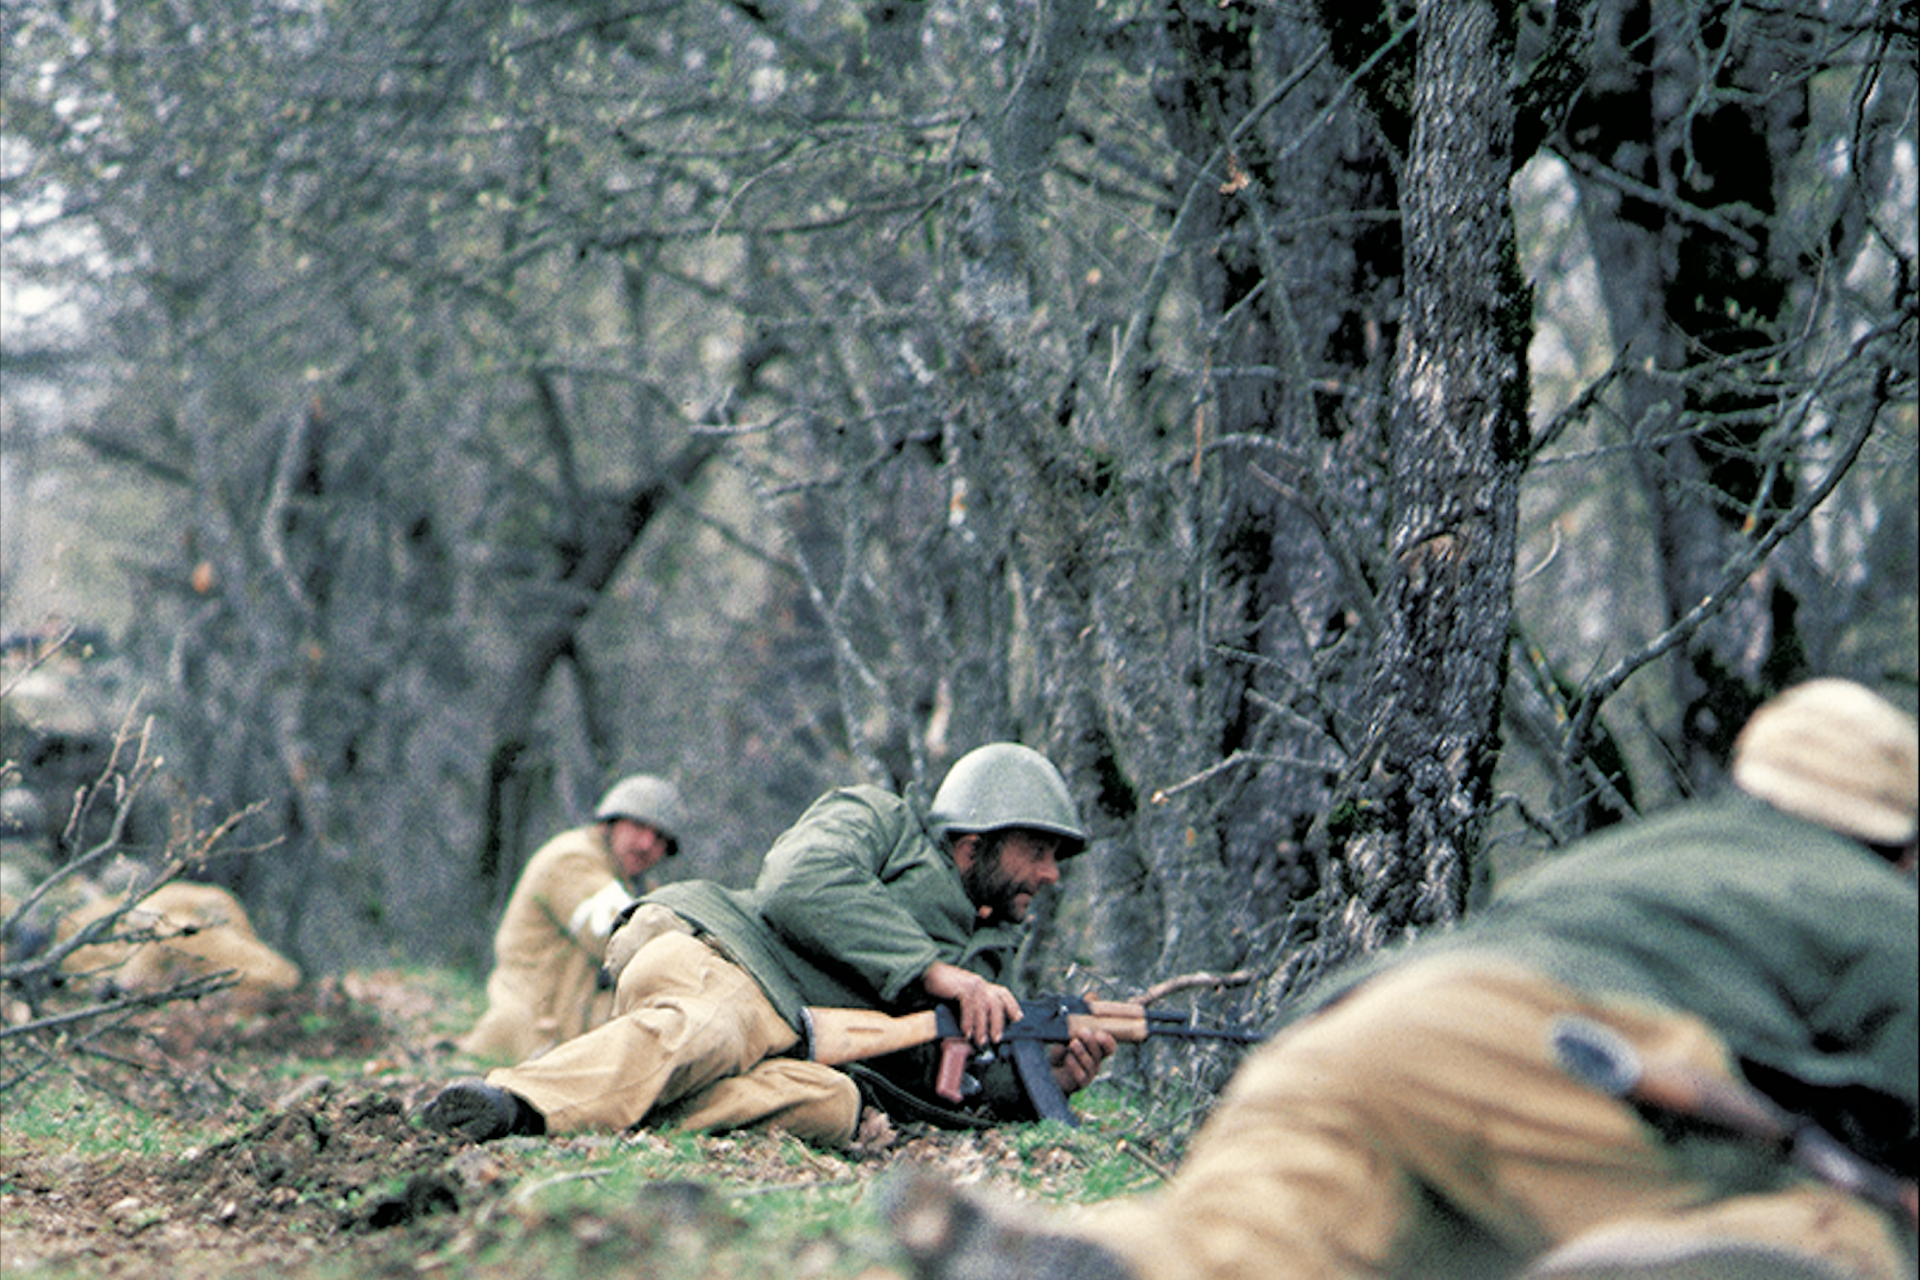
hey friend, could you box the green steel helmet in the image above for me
[928,743,1088,856]
[593,774,690,848]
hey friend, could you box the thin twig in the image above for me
[1554,146,1762,253]
[0,972,240,1044]
[1135,969,1257,1005]
[1564,335,1895,763]
[1117,1138,1175,1183]
[1514,520,1562,588]
[0,623,79,699]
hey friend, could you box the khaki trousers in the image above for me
[486,930,860,1145]
[1075,959,1911,1280]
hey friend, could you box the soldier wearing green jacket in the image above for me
[885,680,1918,1280]
[420,743,1115,1147]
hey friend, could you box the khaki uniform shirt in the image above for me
[459,823,634,1062]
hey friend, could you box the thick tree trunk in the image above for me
[935,0,1106,983]
[1325,0,1526,959]
[475,437,718,908]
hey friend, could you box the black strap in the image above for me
[845,1063,999,1130]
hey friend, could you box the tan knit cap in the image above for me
[1731,679,1918,845]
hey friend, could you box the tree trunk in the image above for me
[1324,0,1526,960]
[475,437,718,908]
[1563,0,1811,806]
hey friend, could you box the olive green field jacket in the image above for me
[1311,794,1918,1171]
[644,785,1024,1033]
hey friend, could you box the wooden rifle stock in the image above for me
[802,1001,1159,1068]
[804,996,1262,1126]
[803,1007,945,1067]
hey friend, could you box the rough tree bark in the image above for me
[1321,0,1527,961]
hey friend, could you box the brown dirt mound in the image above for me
[161,1089,462,1234]
[122,975,397,1065]
[1,973,478,1277]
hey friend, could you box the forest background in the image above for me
[2,0,1914,1026]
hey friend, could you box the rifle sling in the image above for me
[844,1063,998,1131]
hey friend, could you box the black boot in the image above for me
[877,1163,1138,1280]
[417,1079,545,1142]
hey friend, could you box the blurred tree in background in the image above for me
[3,0,1912,1031]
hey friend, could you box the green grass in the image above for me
[0,967,1232,1280]
[0,1076,226,1161]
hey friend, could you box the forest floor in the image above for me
[0,971,1180,1280]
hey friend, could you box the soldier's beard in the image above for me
[963,846,1039,924]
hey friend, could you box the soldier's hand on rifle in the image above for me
[1050,1025,1116,1094]
[921,961,1023,1047]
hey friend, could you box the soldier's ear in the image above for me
[949,833,981,873]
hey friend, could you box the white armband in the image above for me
[569,881,636,941]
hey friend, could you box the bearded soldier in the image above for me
[885,680,1918,1280]
[422,743,1116,1147]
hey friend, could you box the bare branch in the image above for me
[1551,147,1762,255]
[0,623,80,701]
[1104,34,1358,400]
[0,971,240,1047]
[1135,968,1258,1005]
[1563,327,1901,765]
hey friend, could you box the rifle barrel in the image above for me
[1141,1009,1262,1042]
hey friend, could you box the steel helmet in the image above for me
[593,774,690,848]
[1731,679,1917,845]
[928,743,1088,856]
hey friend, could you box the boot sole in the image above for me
[418,1080,515,1142]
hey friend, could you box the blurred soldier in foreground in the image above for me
[457,774,688,1064]
[421,743,1115,1149]
[58,880,302,1006]
[882,680,1918,1280]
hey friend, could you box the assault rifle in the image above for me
[1551,1015,1919,1229]
[803,996,1263,1126]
